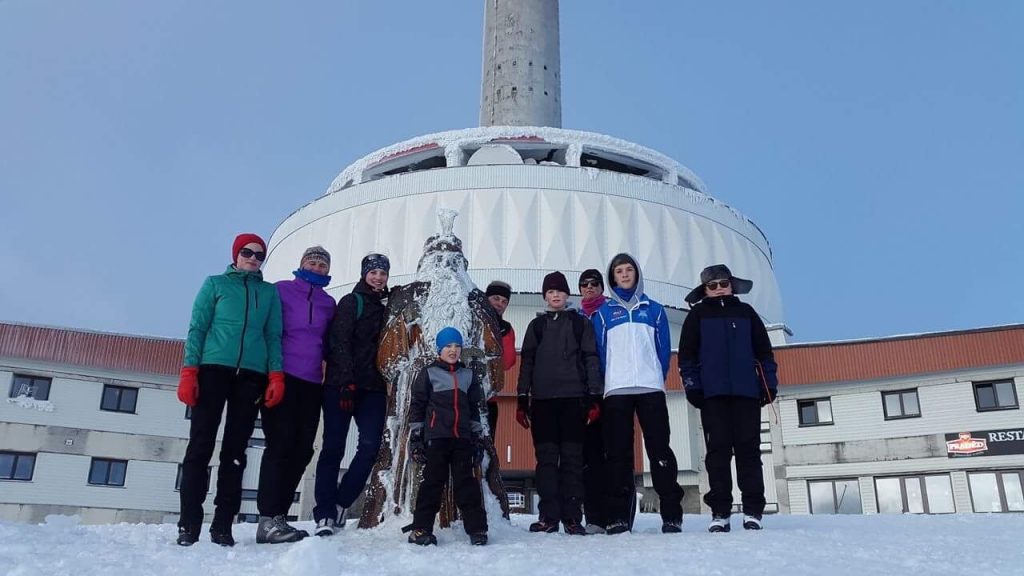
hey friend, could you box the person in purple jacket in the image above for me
[255,246,337,544]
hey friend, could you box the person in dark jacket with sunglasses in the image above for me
[176,233,284,547]
[679,264,778,533]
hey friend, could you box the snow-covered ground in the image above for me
[2,512,1022,576]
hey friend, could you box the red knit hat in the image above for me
[232,233,267,261]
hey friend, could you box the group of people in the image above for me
[174,233,778,548]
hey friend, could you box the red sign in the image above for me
[946,432,988,456]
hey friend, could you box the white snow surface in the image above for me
[5,396,55,412]
[3,513,1023,576]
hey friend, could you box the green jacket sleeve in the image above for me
[183,277,216,367]
[265,284,284,373]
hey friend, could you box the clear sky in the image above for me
[1,1,1021,343]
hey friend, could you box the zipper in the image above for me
[236,275,250,375]
[307,283,314,324]
[451,363,460,438]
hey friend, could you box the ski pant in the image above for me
[313,388,386,522]
[701,395,766,517]
[582,409,608,528]
[486,400,499,438]
[531,397,586,524]
[257,374,323,516]
[604,391,684,525]
[412,437,488,534]
[179,365,264,532]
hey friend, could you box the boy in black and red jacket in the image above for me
[407,327,489,546]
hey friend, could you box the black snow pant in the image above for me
[604,391,684,525]
[179,365,264,532]
[582,410,608,528]
[412,438,488,534]
[257,374,323,516]
[701,395,766,517]
[487,400,499,438]
[531,398,586,524]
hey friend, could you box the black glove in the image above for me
[471,435,488,468]
[515,395,531,429]
[686,390,705,410]
[410,427,427,465]
[760,388,776,407]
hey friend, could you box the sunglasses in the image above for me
[238,248,266,262]
[705,279,731,290]
[579,280,602,289]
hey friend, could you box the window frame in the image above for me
[9,374,52,401]
[874,474,955,514]
[797,397,834,427]
[882,388,922,420]
[0,451,37,481]
[88,458,128,487]
[807,478,862,515]
[100,384,139,414]
[972,380,1020,412]
[967,470,1024,513]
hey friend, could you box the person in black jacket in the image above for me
[313,253,390,536]
[517,271,603,536]
[679,264,778,533]
[407,327,489,546]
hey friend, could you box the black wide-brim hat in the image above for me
[684,264,753,305]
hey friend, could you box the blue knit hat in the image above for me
[435,327,464,354]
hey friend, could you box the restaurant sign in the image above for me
[945,428,1024,458]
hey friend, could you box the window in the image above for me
[973,380,1019,411]
[797,398,833,426]
[9,374,51,401]
[0,452,36,481]
[237,513,260,523]
[241,489,258,501]
[969,471,1024,513]
[882,389,921,419]
[507,492,526,509]
[185,406,192,419]
[88,458,127,487]
[100,385,138,413]
[808,479,862,514]
[254,416,262,429]
[175,465,211,492]
[875,475,955,514]
[247,437,266,448]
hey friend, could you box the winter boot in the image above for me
[176,525,200,546]
[210,529,235,547]
[470,532,488,546]
[563,520,587,536]
[408,528,438,546]
[314,517,335,537]
[585,523,606,535]
[743,514,763,530]
[708,515,731,533]
[605,519,630,535]
[529,519,559,533]
[661,519,683,533]
[256,515,306,544]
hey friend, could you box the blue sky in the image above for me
[1,1,1021,343]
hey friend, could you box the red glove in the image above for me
[339,383,358,412]
[177,367,199,407]
[586,403,601,425]
[264,371,285,408]
[515,395,531,429]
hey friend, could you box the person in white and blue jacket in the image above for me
[679,264,778,533]
[591,253,684,535]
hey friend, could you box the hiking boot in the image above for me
[563,520,587,536]
[708,515,731,533]
[210,529,235,547]
[314,518,335,537]
[662,519,683,533]
[256,515,306,544]
[176,525,199,546]
[605,520,630,535]
[469,532,488,546]
[408,528,437,546]
[336,506,350,530]
[585,523,606,535]
[742,514,763,531]
[529,519,559,533]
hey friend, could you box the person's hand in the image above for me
[515,395,531,429]
[339,383,358,412]
[264,371,285,408]
[410,428,427,465]
[585,395,602,425]
[177,367,199,407]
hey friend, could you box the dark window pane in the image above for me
[13,454,35,480]
[976,385,996,410]
[101,387,120,411]
[994,381,1017,408]
[799,402,817,425]
[185,406,192,419]
[836,481,861,514]
[176,465,183,490]
[89,461,109,484]
[120,388,138,412]
[293,492,301,503]
[0,453,15,478]
[902,392,920,416]
[884,393,902,417]
[109,461,127,486]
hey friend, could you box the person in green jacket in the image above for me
[175,233,285,547]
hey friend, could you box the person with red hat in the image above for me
[175,233,285,547]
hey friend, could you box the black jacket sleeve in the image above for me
[325,295,357,388]
[468,371,484,436]
[748,305,778,391]
[579,316,604,397]
[409,368,430,430]
[678,305,703,393]
[517,318,540,396]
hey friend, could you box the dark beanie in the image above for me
[361,253,391,278]
[485,281,512,300]
[541,271,571,295]
[578,269,604,288]
[232,233,266,261]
